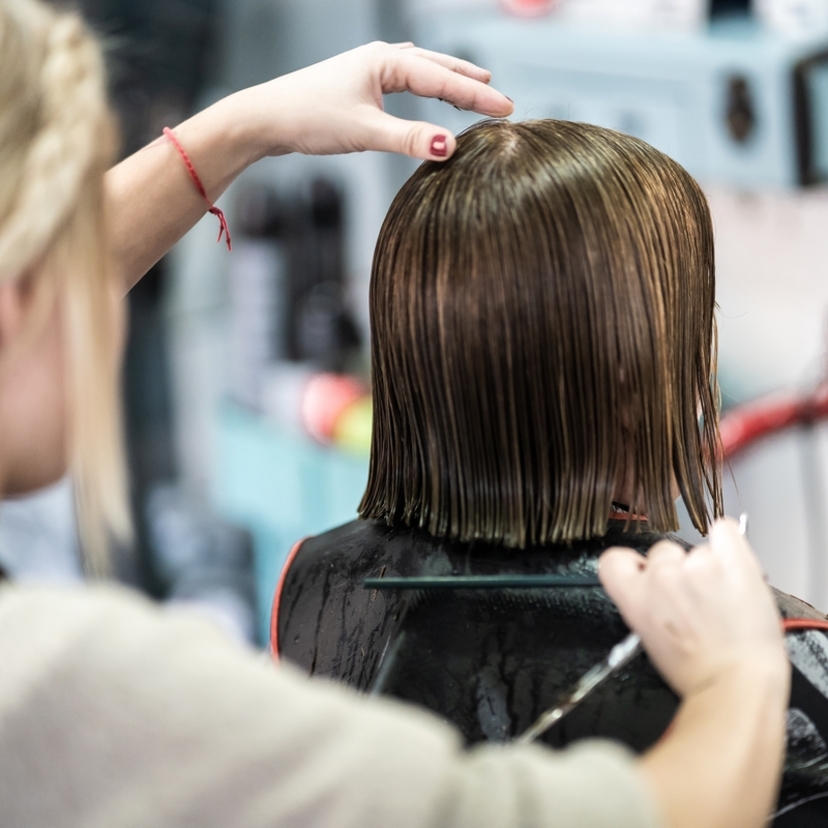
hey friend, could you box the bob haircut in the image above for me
[360,118,723,546]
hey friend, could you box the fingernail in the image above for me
[506,96,514,104]
[431,135,448,157]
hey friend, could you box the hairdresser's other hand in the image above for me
[231,42,513,161]
[599,519,787,698]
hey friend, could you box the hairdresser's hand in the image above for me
[230,42,513,161]
[110,43,512,286]
[599,519,787,698]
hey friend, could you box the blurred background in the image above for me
[4,0,828,643]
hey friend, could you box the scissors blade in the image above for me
[516,514,748,745]
[516,633,641,744]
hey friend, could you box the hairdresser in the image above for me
[0,2,787,827]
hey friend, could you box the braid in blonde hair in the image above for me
[0,1,107,279]
[0,0,130,576]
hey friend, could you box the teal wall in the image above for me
[213,403,369,643]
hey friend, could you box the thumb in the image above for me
[366,110,457,161]
[599,547,647,626]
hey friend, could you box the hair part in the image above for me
[0,0,130,575]
[360,119,722,546]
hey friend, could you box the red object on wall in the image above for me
[719,383,828,459]
[300,373,367,444]
[500,0,561,17]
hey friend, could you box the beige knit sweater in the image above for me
[0,582,661,828]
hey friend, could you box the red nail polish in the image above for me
[431,135,448,157]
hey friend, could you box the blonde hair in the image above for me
[361,119,722,546]
[0,0,130,575]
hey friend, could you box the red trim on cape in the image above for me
[270,538,306,661]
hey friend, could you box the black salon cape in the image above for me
[276,519,828,827]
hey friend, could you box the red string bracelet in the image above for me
[163,127,232,251]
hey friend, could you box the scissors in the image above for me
[517,513,749,744]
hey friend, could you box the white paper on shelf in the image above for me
[556,0,709,30]
[754,0,828,37]
[406,0,708,30]
[406,0,706,28]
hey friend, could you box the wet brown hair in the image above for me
[359,119,722,546]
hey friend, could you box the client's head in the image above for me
[360,118,722,546]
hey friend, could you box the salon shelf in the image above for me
[212,401,368,644]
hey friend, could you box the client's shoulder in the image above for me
[298,517,390,561]
[294,518,452,578]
